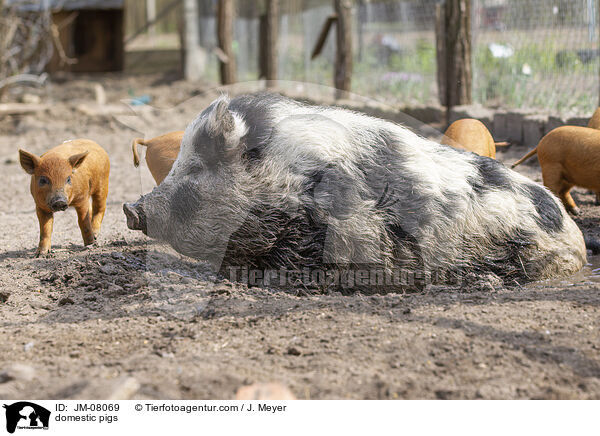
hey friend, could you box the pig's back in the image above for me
[540,126,600,160]
[146,132,183,161]
[43,139,107,160]
[539,126,600,184]
[441,119,494,157]
[43,139,110,181]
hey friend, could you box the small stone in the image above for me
[23,342,34,352]
[435,390,454,400]
[41,273,59,283]
[286,347,301,356]
[106,284,125,296]
[58,297,74,306]
[99,265,117,275]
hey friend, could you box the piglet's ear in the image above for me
[19,149,40,175]
[207,96,235,135]
[68,150,89,169]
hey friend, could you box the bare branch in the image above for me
[0,0,55,99]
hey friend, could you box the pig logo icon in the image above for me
[3,402,50,433]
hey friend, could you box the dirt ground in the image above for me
[0,74,599,400]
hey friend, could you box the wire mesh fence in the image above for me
[6,0,594,115]
[191,0,597,116]
[472,0,599,116]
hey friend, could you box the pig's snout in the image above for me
[49,196,68,212]
[123,202,147,234]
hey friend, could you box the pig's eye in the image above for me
[38,176,49,186]
[66,176,72,184]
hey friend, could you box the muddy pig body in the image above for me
[124,93,585,290]
[511,126,600,215]
[19,139,110,256]
[441,118,508,159]
[132,131,183,184]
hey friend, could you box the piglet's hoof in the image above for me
[82,240,98,251]
[34,250,53,258]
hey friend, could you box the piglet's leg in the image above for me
[561,189,581,216]
[75,202,96,246]
[91,188,108,238]
[35,208,54,257]
[543,166,580,215]
[549,181,579,215]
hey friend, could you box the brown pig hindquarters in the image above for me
[586,107,600,203]
[18,139,110,256]
[441,118,509,159]
[132,131,183,185]
[511,126,600,215]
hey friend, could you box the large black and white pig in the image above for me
[124,93,586,289]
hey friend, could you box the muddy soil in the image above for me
[0,74,599,400]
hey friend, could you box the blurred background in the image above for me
[1,0,599,115]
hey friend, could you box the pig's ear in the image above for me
[68,151,89,169]
[19,149,40,175]
[207,96,235,135]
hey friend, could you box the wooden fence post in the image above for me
[436,0,472,124]
[334,0,352,98]
[217,0,236,85]
[259,0,278,85]
[146,0,156,36]
[183,0,205,81]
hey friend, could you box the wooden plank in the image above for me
[0,103,50,116]
[125,0,181,45]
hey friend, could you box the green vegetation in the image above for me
[473,40,598,115]
[227,28,597,115]
[351,38,437,104]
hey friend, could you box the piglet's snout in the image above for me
[123,201,147,234]
[49,196,68,212]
